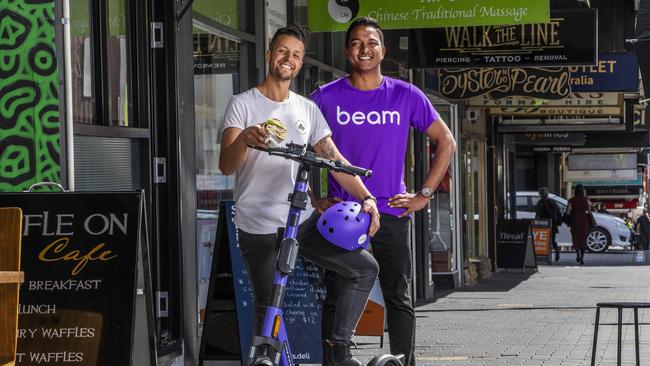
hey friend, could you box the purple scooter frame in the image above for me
[246,143,371,366]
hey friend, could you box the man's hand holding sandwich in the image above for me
[233,118,288,148]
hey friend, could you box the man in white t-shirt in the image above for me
[219,25,380,366]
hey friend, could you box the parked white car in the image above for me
[516,191,632,252]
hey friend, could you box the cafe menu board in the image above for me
[0,192,141,366]
[207,201,325,364]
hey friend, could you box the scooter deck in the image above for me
[0,207,23,366]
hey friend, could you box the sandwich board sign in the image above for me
[531,219,552,264]
[496,219,538,271]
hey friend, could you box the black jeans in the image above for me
[238,213,379,344]
[323,215,415,366]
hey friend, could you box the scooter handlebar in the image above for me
[249,143,372,177]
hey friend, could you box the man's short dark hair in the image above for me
[345,16,384,46]
[269,25,307,51]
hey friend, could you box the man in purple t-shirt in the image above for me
[310,17,456,366]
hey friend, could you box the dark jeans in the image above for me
[551,229,559,252]
[639,231,650,250]
[238,213,379,344]
[323,215,415,366]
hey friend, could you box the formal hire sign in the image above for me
[410,9,597,69]
[307,0,550,32]
[0,192,141,366]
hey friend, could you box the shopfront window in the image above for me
[461,136,487,260]
[193,0,239,30]
[106,0,129,126]
[69,0,137,127]
[429,105,458,274]
[192,24,240,327]
[70,0,93,124]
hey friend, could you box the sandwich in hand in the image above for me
[262,118,287,147]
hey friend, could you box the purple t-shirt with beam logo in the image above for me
[310,76,439,217]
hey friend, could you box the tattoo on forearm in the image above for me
[314,139,339,160]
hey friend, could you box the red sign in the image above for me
[531,219,551,256]
[594,199,639,209]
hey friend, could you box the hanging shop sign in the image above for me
[634,104,648,130]
[513,132,585,146]
[585,186,641,196]
[438,67,571,100]
[596,199,640,210]
[572,173,643,187]
[307,0,550,32]
[469,93,621,108]
[565,169,637,181]
[409,9,596,69]
[568,153,637,171]
[532,146,573,153]
[569,53,639,92]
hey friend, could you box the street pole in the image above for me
[62,0,75,191]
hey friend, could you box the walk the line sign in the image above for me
[308,0,550,32]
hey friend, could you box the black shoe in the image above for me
[579,259,584,265]
[576,256,580,263]
[323,339,363,366]
[555,251,560,262]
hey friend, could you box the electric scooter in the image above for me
[247,142,403,366]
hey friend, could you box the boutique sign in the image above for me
[307,0,549,32]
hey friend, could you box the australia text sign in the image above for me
[308,0,550,32]
[0,192,141,366]
[410,9,596,69]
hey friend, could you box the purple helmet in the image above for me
[317,201,370,251]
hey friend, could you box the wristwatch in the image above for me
[419,186,434,198]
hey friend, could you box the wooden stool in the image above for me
[0,207,23,366]
[591,302,650,366]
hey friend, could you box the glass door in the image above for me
[460,136,488,261]
[429,103,462,286]
[192,28,240,329]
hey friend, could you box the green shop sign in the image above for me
[308,0,549,32]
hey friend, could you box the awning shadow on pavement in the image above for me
[418,270,536,306]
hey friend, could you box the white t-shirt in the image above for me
[223,87,332,234]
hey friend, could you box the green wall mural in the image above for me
[0,0,61,192]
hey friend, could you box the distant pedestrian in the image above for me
[566,184,592,265]
[635,210,650,250]
[535,187,562,261]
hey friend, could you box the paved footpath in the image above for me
[352,251,650,366]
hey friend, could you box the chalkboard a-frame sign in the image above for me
[200,201,325,365]
[0,191,155,366]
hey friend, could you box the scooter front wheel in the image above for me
[366,354,404,366]
[250,356,275,366]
